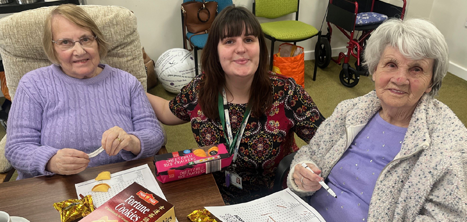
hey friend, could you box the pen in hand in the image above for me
[301,163,337,198]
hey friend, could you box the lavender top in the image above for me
[6,64,164,180]
[309,113,407,221]
[288,91,467,221]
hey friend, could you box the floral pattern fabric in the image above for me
[356,12,388,26]
[169,73,324,204]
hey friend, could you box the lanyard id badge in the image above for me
[218,88,250,189]
[218,88,251,161]
[225,170,243,189]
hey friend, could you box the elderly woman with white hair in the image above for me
[287,18,467,221]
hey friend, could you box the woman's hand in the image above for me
[101,126,141,156]
[293,163,324,191]
[46,148,90,175]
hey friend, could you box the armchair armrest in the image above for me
[156,146,168,155]
[273,152,297,192]
[0,167,15,183]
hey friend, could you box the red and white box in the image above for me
[154,144,232,183]
[80,182,174,222]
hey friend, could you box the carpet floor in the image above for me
[148,59,467,152]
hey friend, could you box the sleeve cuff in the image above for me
[34,145,60,176]
[287,160,320,196]
[122,130,164,160]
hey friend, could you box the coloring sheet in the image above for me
[75,164,165,208]
[205,188,326,222]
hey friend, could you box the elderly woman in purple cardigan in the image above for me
[288,18,467,221]
[5,4,164,180]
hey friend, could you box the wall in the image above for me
[428,0,467,81]
[86,0,334,61]
[405,0,434,19]
[1,0,466,80]
[403,0,467,80]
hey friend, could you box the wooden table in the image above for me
[0,157,225,222]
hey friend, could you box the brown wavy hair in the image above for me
[199,5,272,120]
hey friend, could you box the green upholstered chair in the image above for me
[253,0,319,71]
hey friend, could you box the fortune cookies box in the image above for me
[80,182,174,222]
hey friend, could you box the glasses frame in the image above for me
[52,35,97,50]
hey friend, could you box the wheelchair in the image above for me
[314,0,406,87]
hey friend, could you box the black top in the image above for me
[0,0,79,14]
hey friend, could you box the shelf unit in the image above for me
[0,0,80,71]
[0,0,79,14]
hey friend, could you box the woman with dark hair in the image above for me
[147,5,324,204]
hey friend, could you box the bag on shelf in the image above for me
[142,48,158,90]
[272,43,305,88]
[181,0,218,50]
[0,71,10,101]
[181,0,218,34]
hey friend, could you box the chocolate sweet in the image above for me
[188,209,218,222]
[53,194,95,222]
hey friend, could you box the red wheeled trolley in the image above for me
[314,0,406,87]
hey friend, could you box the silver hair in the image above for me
[363,18,449,97]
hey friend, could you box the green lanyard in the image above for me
[218,88,251,162]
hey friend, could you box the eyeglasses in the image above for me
[52,35,97,50]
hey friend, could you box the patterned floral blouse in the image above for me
[169,74,324,204]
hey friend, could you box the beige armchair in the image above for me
[0,5,163,181]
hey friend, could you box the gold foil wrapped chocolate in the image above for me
[53,194,95,222]
[188,209,217,222]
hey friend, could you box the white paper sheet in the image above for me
[75,164,165,208]
[205,188,326,222]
